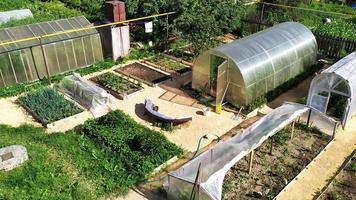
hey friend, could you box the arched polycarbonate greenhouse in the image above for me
[192,22,317,107]
[307,52,356,127]
[0,16,103,88]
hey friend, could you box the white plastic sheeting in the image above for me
[167,102,309,200]
[0,9,33,24]
[307,52,356,127]
[60,73,113,117]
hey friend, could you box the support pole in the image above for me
[166,14,169,51]
[306,108,312,126]
[332,121,338,139]
[291,120,296,139]
[258,3,265,31]
[248,150,254,174]
[269,138,274,155]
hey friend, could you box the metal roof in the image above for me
[0,16,97,54]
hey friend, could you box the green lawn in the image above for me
[0,110,183,199]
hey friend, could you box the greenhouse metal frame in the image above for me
[192,22,317,107]
[0,16,103,88]
[307,52,356,127]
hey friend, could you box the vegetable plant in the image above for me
[91,72,141,95]
[18,87,82,124]
[147,55,188,71]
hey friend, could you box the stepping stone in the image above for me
[0,145,28,171]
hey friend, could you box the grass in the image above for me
[0,109,183,198]
[91,72,141,95]
[147,54,187,71]
[0,125,94,199]
[18,87,82,125]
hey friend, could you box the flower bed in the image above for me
[90,72,142,100]
[79,110,183,186]
[18,87,82,125]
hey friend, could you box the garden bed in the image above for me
[143,54,191,75]
[18,87,83,126]
[319,152,356,200]
[90,72,143,100]
[222,123,331,200]
[79,110,183,190]
[116,62,171,87]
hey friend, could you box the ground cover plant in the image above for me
[91,72,142,96]
[222,122,331,199]
[79,110,184,185]
[18,87,82,125]
[167,49,195,62]
[146,54,188,71]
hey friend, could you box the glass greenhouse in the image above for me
[307,52,356,127]
[192,22,317,107]
[0,16,103,88]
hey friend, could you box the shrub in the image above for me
[18,87,82,124]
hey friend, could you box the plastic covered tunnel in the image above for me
[307,52,356,127]
[192,22,317,107]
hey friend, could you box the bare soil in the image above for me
[320,153,356,200]
[222,126,331,200]
[116,62,171,85]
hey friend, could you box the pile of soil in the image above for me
[320,153,356,200]
[117,62,171,84]
[222,125,331,200]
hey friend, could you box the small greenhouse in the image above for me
[0,16,103,88]
[192,22,317,107]
[307,52,356,127]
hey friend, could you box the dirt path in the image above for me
[276,118,356,200]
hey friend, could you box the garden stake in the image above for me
[291,120,296,139]
[269,138,274,155]
[248,150,254,174]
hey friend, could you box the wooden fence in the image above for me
[241,19,356,59]
[314,32,356,59]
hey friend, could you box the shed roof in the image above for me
[0,16,97,54]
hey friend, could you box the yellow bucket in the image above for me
[216,104,222,114]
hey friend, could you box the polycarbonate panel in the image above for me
[72,38,86,67]
[0,53,17,85]
[194,22,317,106]
[83,36,94,64]
[21,49,36,81]
[63,40,77,69]
[91,34,104,62]
[0,29,17,53]
[9,50,27,83]
[55,42,70,71]
[43,44,60,75]
[31,46,48,79]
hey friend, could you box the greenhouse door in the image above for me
[216,60,229,109]
[210,55,226,97]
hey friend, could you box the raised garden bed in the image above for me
[143,54,191,75]
[90,72,143,100]
[319,152,356,200]
[18,87,83,126]
[116,62,171,87]
[222,123,331,200]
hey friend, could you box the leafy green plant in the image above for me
[147,54,187,71]
[153,121,174,132]
[91,72,141,95]
[18,87,82,124]
[79,110,183,184]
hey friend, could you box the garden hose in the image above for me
[191,134,221,160]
